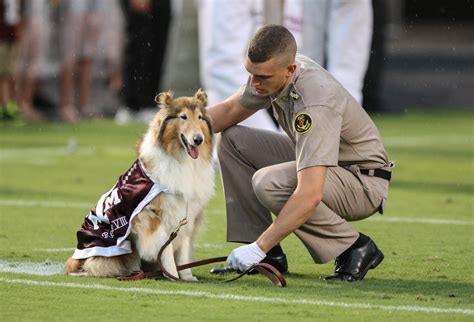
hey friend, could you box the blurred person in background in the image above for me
[197,0,306,132]
[15,0,50,122]
[99,0,124,95]
[58,0,103,122]
[0,0,19,120]
[197,0,280,131]
[115,0,171,124]
[362,0,386,112]
[299,0,373,104]
[197,0,372,130]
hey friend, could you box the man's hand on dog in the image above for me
[227,242,266,272]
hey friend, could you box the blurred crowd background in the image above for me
[0,0,472,124]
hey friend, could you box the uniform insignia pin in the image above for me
[290,91,300,100]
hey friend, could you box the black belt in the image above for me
[360,168,392,181]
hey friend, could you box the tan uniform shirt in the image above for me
[238,54,389,172]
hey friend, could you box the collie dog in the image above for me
[64,90,214,281]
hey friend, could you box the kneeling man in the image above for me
[207,25,394,281]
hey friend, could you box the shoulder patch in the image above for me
[294,113,312,134]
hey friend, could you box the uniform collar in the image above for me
[270,63,301,105]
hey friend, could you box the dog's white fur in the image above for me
[134,128,214,280]
[65,90,214,281]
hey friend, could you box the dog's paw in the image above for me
[181,275,199,282]
[179,270,199,282]
[67,272,88,277]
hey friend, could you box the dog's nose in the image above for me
[193,134,203,146]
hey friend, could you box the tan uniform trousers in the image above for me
[218,126,390,264]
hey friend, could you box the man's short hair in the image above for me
[247,24,297,64]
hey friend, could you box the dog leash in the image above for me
[117,219,286,287]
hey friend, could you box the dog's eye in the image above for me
[198,115,202,120]
[180,115,188,120]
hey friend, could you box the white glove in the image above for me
[227,242,266,272]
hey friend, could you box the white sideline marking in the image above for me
[0,261,63,276]
[0,278,472,315]
[1,199,472,226]
[34,243,223,253]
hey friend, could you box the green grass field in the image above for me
[0,110,473,321]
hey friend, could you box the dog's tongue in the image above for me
[188,145,199,159]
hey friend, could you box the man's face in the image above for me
[244,57,296,97]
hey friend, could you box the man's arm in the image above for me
[227,166,328,271]
[206,91,257,133]
[256,166,327,252]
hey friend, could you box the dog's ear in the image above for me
[155,91,174,108]
[194,89,208,106]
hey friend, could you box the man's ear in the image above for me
[155,91,174,108]
[194,89,208,106]
[286,64,297,77]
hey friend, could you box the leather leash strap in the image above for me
[118,228,286,287]
[222,262,286,287]
[118,256,286,287]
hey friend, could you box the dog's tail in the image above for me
[64,257,84,275]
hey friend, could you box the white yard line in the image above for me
[34,248,76,253]
[208,209,473,225]
[366,216,473,225]
[0,134,470,160]
[196,243,224,249]
[0,147,81,161]
[0,146,131,160]
[0,199,91,209]
[383,134,472,147]
[1,199,472,226]
[0,277,472,315]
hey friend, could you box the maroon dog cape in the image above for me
[72,159,165,259]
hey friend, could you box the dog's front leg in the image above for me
[135,228,179,280]
[176,234,198,282]
[158,241,180,280]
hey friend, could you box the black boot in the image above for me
[260,253,288,274]
[259,244,288,274]
[323,235,384,282]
